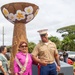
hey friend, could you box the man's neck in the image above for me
[43,40,48,43]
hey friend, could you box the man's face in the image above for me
[40,33,48,42]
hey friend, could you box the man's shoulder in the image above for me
[37,40,56,45]
[49,40,56,44]
[36,42,41,46]
[48,40,57,48]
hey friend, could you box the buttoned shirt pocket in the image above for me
[39,46,46,55]
[38,46,47,60]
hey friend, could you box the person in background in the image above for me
[32,29,60,75]
[59,53,64,61]
[63,51,68,63]
[67,58,73,65]
[0,46,8,75]
[14,41,33,75]
[5,48,11,61]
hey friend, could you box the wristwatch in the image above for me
[58,64,60,66]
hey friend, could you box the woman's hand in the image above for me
[15,73,18,75]
[4,72,7,75]
[0,66,8,75]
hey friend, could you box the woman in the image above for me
[0,46,8,75]
[14,41,32,75]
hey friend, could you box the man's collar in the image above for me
[40,40,52,45]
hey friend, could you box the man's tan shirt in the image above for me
[32,40,58,64]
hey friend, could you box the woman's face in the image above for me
[19,43,28,53]
[2,47,7,54]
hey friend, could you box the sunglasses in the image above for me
[21,45,28,48]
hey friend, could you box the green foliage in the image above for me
[57,25,75,51]
[48,36,61,49]
[7,25,75,52]
[57,25,75,33]
[61,37,71,50]
[7,46,12,52]
[6,42,36,53]
[61,38,75,51]
[28,42,36,53]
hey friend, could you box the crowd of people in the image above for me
[0,29,61,75]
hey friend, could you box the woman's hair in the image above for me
[0,45,6,53]
[19,41,28,48]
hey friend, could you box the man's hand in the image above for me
[40,60,48,66]
[56,65,60,72]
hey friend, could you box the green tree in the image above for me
[28,42,36,53]
[48,36,61,49]
[61,36,71,51]
[57,25,75,51]
[7,46,12,52]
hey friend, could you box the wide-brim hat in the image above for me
[37,29,48,35]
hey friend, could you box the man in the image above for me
[32,29,60,75]
[63,51,68,63]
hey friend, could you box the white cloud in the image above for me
[0,0,75,45]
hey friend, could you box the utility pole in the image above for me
[2,26,4,46]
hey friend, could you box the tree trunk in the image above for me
[10,23,27,75]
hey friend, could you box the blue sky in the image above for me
[0,0,75,46]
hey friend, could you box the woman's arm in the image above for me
[0,58,7,75]
[0,65,7,75]
[32,55,48,66]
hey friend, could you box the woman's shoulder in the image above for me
[15,52,21,57]
[0,54,3,60]
[27,53,32,57]
[0,54,4,58]
[0,54,2,57]
[28,53,31,55]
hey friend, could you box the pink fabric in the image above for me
[14,52,32,75]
